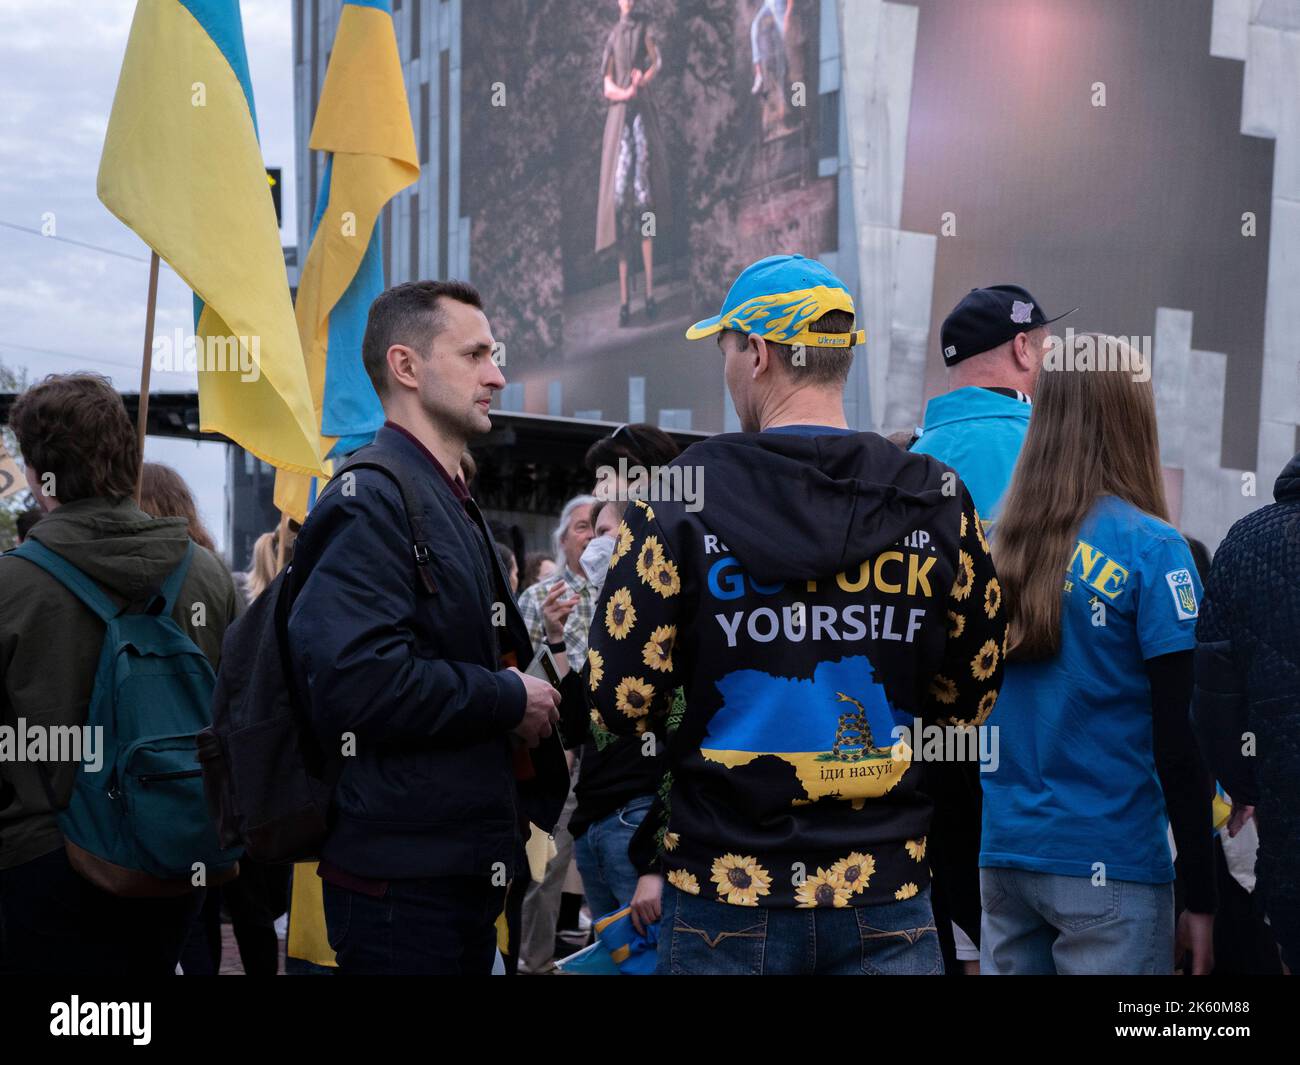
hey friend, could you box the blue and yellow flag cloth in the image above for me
[97,0,326,479]
[567,906,658,975]
[274,0,419,521]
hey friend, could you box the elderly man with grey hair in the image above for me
[514,493,596,972]
[517,493,598,664]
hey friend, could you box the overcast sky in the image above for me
[0,0,298,557]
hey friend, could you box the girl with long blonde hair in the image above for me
[981,335,1216,975]
[243,523,296,604]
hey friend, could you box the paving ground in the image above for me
[217,923,249,975]
[214,921,587,974]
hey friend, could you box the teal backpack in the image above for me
[12,539,241,896]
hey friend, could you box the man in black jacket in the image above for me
[1193,451,1300,972]
[287,281,565,975]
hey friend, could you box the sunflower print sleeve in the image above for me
[923,489,1006,728]
[587,499,683,738]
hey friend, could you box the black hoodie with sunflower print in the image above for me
[585,429,1005,909]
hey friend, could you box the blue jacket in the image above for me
[910,387,1030,520]
[287,427,568,879]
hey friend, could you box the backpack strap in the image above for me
[10,540,121,624]
[156,541,195,617]
[334,453,439,595]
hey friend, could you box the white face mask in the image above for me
[581,534,616,586]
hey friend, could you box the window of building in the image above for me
[409,191,420,278]
[437,49,450,279]
[382,201,393,288]
[819,90,839,169]
[419,81,429,165]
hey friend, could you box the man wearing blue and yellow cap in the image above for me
[684,254,865,429]
[586,255,1004,975]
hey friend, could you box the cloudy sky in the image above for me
[0,0,298,556]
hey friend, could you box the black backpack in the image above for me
[198,451,450,863]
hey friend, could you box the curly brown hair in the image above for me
[9,374,139,504]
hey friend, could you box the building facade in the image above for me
[291,0,1300,549]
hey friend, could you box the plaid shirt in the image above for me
[516,563,596,666]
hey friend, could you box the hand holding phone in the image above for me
[507,665,561,748]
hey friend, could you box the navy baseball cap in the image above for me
[940,285,1076,366]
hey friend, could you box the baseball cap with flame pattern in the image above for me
[685,254,866,349]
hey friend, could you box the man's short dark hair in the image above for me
[721,309,857,385]
[362,280,484,397]
[9,374,139,504]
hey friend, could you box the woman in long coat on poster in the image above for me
[596,0,672,327]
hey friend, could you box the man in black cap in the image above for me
[911,285,1074,520]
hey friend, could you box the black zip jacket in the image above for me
[287,427,568,880]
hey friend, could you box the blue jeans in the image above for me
[573,796,653,921]
[322,875,505,975]
[656,883,943,975]
[980,867,1174,974]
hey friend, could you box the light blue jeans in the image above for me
[573,795,653,921]
[980,867,1174,974]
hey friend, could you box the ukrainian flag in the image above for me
[97,0,326,479]
[274,0,419,522]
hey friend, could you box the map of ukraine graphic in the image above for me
[701,656,914,803]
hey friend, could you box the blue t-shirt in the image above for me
[979,496,1203,884]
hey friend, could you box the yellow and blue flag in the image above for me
[98,0,326,479]
[275,0,419,521]
[552,906,657,975]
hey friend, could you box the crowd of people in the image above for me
[0,254,1294,977]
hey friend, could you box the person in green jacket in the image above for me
[0,374,240,976]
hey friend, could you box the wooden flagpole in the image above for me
[276,509,290,570]
[134,250,161,505]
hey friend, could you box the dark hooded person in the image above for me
[587,255,1005,975]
